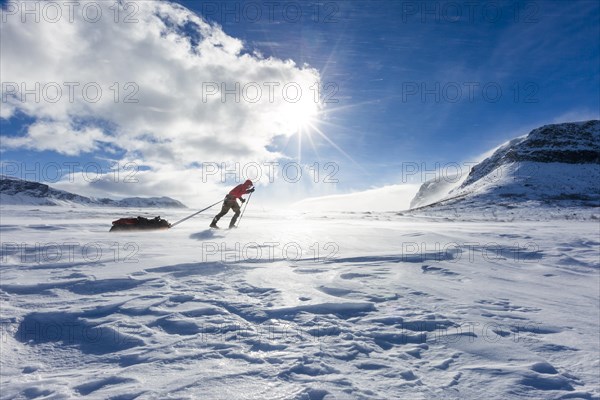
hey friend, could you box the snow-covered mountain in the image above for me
[0,176,187,208]
[409,173,464,209]
[409,120,600,213]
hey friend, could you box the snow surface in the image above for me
[1,205,599,399]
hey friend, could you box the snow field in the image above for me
[0,206,598,399]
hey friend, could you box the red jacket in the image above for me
[228,181,253,199]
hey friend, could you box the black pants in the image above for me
[211,196,241,227]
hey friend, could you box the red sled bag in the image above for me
[110,216,171,232]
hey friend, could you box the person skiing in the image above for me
[210,180,255,229]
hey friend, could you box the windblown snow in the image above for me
[294,121,600,215]
[0,205,598,399]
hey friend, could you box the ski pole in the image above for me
[236,192,253,228]
[170,199,223,228]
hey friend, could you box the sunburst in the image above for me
[280,94,376,175]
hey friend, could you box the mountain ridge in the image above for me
[409,120,600,211]
[0,176,187,208]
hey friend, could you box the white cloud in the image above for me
[3,120,107,155]
[0,0,321,167]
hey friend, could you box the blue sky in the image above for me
[1,0,599,205]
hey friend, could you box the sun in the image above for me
[275,87,367,172]
[280,97,320,135]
